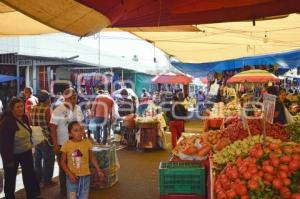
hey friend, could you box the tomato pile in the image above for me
[214,142,300,199]
[222,119,288,142]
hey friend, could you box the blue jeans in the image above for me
[33,141,55,184]
[91,117,109,144]
[66,175,90,199]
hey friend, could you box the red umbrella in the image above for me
[199,77,208,84]
[152,72,192,85]
[227,69,280,83]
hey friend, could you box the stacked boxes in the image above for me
[159,162,205,199]
[90,145,119,189]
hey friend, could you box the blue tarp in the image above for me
[0,74,18,83]
[172,49,300,77]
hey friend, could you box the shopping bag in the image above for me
[284,107,295,124]
[0,169,3,193]
[30,126,46,146]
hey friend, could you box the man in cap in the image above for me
[50,88,84,195]
[30,90,56,188]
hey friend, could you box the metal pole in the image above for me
[16,60,20,95]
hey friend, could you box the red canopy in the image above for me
[200,77,208,84]
[152,72,192,85]
[77,0,300,27]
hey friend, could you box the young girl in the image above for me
[60,121,104,199]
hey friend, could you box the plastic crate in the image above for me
[160,194,205,199]
[159,162,205,196]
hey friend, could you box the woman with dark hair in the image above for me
[168,95,187,148]
[0,97,40,199]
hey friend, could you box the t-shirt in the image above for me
[91,94,114,118]
[50,104,84,145]
[14,122,32,154]
[60,139,92,176]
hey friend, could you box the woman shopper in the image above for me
[0,97,40,199]
[169,95,187,148]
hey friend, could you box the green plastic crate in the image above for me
[159,162,205,196]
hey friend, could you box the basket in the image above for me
[159,162,205,196]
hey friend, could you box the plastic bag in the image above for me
[0,169,3,193]
[284,107,295,124]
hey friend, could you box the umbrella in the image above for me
[227,69,280,83]
[0,74,18,83]
[151,72,192,85]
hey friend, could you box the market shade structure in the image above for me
[227,70,280,83]
[172,49,300,78]
[1,0,300,36]
[0,74,18,82]
[128,14,300,63]
[152,72,192,85]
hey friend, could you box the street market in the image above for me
[0,1,300,199]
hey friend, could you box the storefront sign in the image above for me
[263,93,277,124]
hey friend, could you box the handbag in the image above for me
[30,126,47,146]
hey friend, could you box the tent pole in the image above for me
[16,60,20,95]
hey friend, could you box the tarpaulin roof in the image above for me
[0,74,18,82]
[1,0,300,36]
[0,0,110,36]
[172,49,300,77]
[128,14,300,63]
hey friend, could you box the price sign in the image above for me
[263,93,277,124]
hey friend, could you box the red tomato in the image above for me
[283,146,293,154]
[272,178,283,189]
[263,180,271,186]
[243,172,252,180]
[248,166,258,174]
[289,160,299,171]
[280,155,292,163]
[280,187,292,199]
[283,178,291,186]
[248,179,259,190]
[271,158,280,167]
[255,149,264,159]
[263,165,275,175]
[264,173,274,182]
[226,189,237,199]
[217,191,227,199]
[278,171,288,179]
[252,174,261,182]
[279,165,289,172]
[291,193,300,199]
[235,183,247,196]
[269,143,280,150]
[262,160,271,166]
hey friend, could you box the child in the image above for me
[60,121,104,199]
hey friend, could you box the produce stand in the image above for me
[90,144,119,189]
[136,121,160,150]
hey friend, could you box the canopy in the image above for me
[1,0,300,36]
[0,74,18,82]
[151,72,192,85]
[172,49,300,77]
[128,14,300,63]
[227,69,280,83]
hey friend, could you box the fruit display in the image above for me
[222,118,289,141]
[172,135,212,160]
[214,142,300,199]
[213,135,281,165]
[285,122,300,143]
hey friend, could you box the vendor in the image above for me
[268,88,288,125]
[169,95,187,148]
